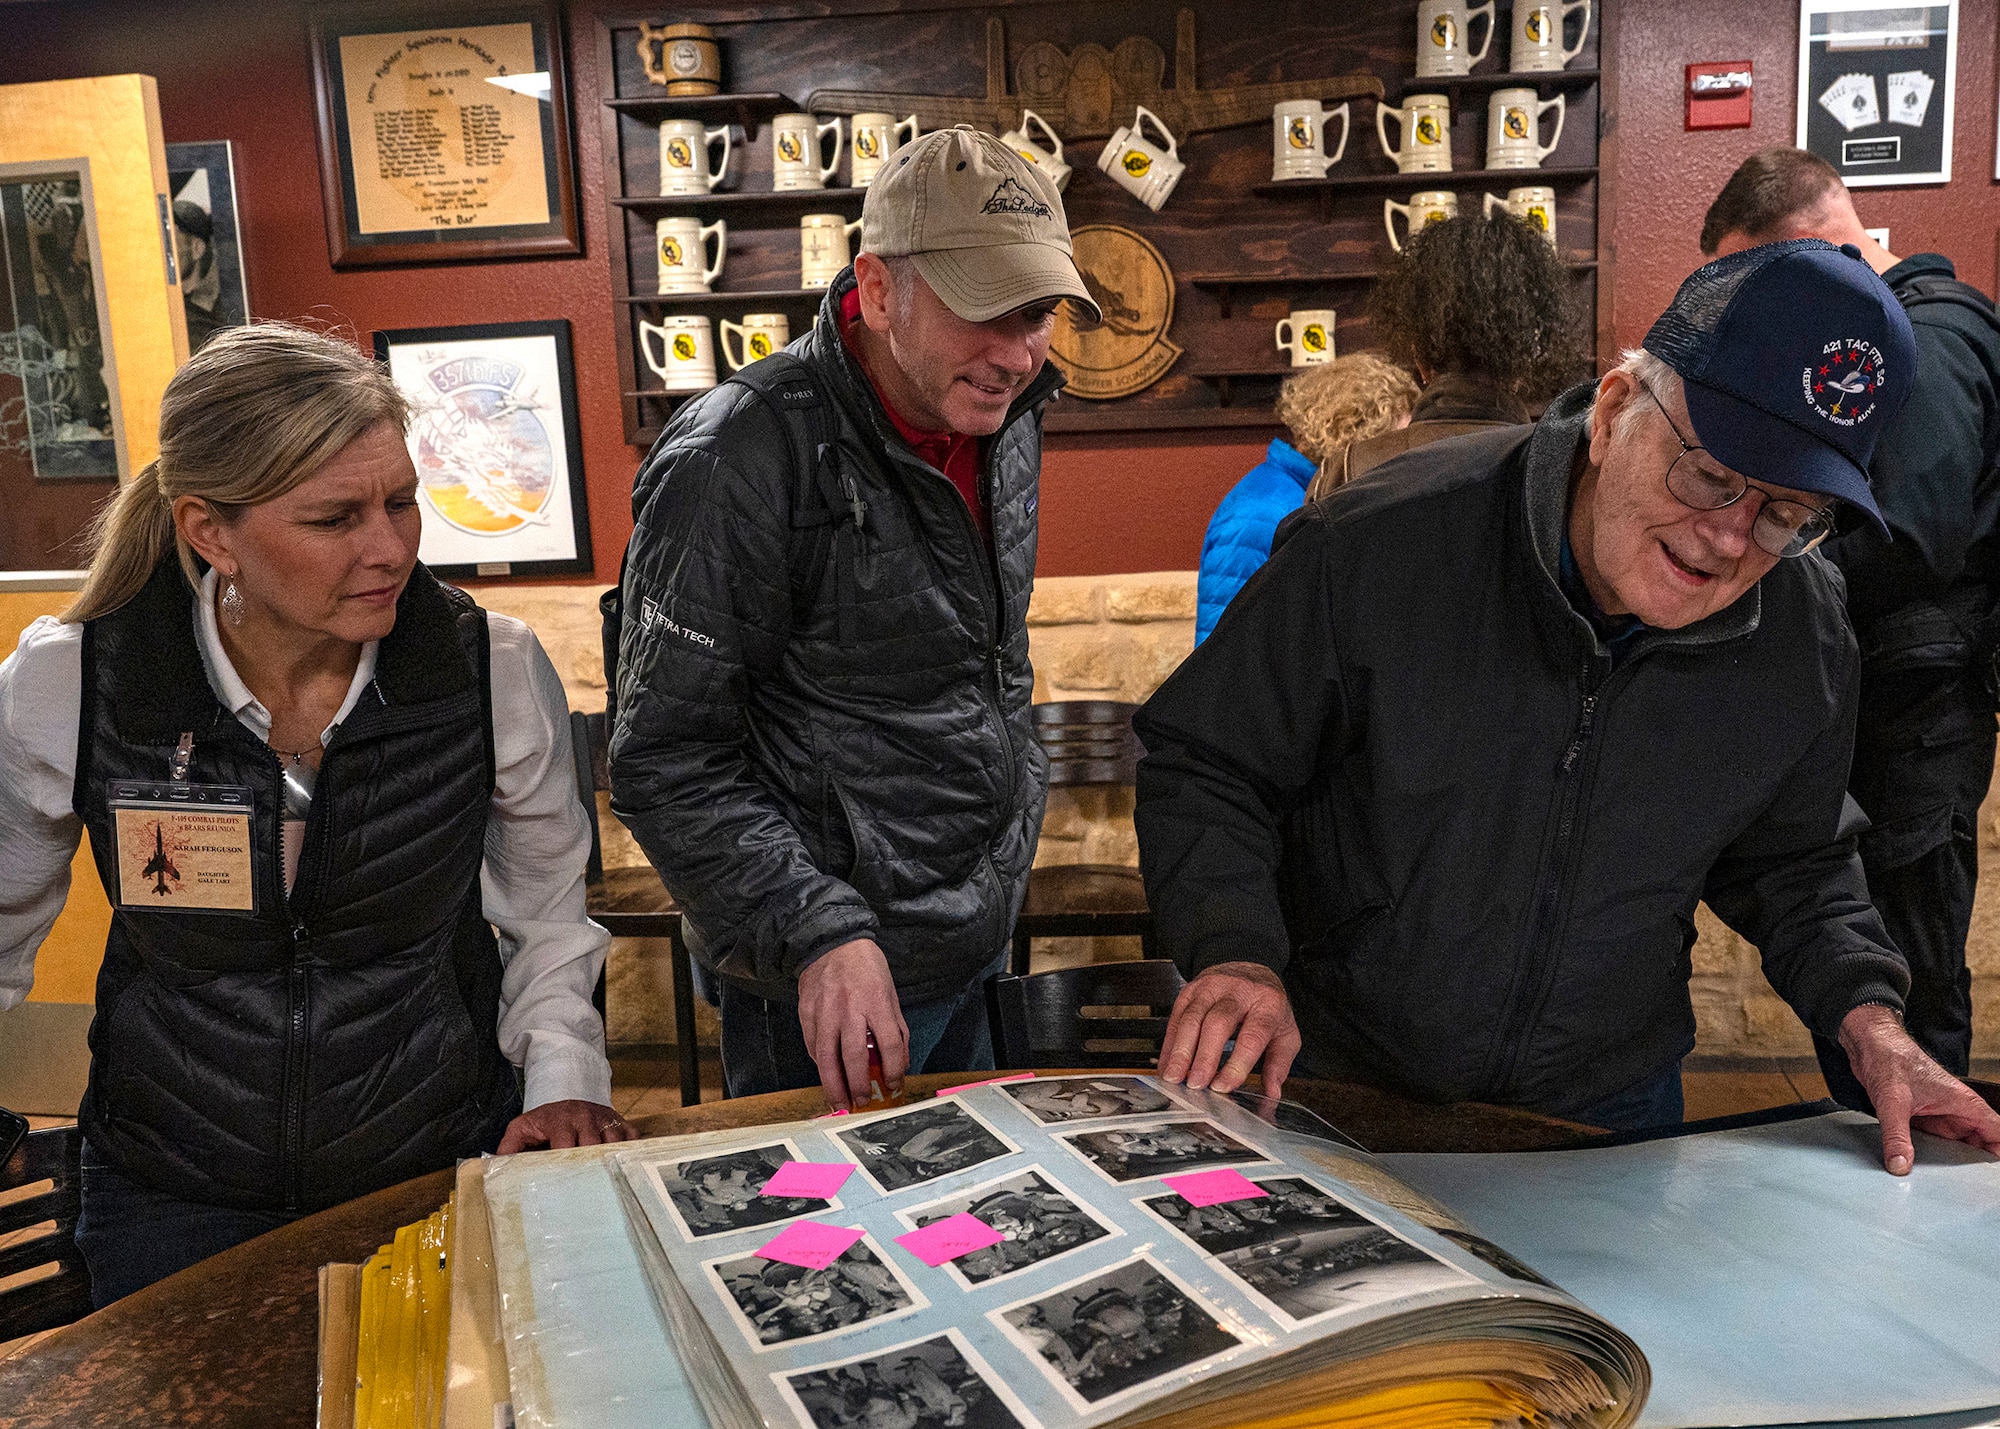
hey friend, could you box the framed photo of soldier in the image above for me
[165,142,251,353]
[309,1,581,267]
[371,319,592,578]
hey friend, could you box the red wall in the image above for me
[1607,0,2000,355]
[5,0,1997,580]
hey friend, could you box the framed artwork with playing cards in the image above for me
[1796,0,1956,186]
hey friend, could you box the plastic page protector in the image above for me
[109,779,256,913]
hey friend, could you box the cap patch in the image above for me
[1802,338,1886,428]
[982,176,1052,219]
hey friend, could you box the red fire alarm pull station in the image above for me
[1687,61,1754,130]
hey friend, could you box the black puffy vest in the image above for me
[74,558,516,1213]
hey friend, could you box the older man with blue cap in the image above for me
[1136,239,2000,1171]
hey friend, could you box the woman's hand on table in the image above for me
[497,1099,639,1153]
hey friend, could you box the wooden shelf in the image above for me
[1187,262,1598,317]
[1255,166,1596,199]
[621,289,829,309]
[1256,166,1597,221]
[1044,405,1285,434]
[613,188,867,220]
[1390,68,1600,103]
[603,91,800,138]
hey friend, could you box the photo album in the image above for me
[608,1075,1650,1429]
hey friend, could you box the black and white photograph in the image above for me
[832,1099,1020,1194]
[1435,1228,1560,1289]
[0,159,122,483]
[1001,1075,1178,1125]
[1140,1176,1473,1327]
[643,1140,843,1241]
[894,1168,1117,1288]
[707,1235,927,1351]
[991,1255,1245,1408]
[164,142,250,354]
[1056,1118,1270,1184]
[775,1330,1041,1429]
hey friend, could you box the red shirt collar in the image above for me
[838,286,972,470]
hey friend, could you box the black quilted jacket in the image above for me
[611,271,1057,1002]
[75,559,517,1212]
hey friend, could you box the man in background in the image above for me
[1703,147,2000,1103]
[612,128,1096,1108]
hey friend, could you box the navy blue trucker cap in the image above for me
[1643,238,1915,537]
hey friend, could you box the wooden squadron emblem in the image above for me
[1049,226,1181,400]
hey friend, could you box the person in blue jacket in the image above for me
[1195,353,1417,643]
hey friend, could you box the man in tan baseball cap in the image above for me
[613,123,1095,1112]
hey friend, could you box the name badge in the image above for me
[109,780,257,913]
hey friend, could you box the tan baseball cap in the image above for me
[861,125,1100,324]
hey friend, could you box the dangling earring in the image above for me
[221,575,245,627]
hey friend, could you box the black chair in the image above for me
[0,1121,91,1341]
[1011,702,1155,975]
[570,711,704,1106]
[987,959,1186,1070]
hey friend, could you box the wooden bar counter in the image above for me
[0,1073,1599,1428]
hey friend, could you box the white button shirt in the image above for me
[0,572,613,1111]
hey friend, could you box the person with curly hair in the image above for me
[1336,212,1589,487]
[1195,352,1418,643]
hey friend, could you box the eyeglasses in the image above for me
[1642,385,1836,559]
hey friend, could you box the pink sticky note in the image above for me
[894,1213,1006,1267]
[935,1072,1037,1096]
[1162,1168,1269,1208]
[761,1161,854,1199]
[754,1220,865,1270]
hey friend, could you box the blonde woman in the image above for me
[1194,353,1417,644]
[0,323,630,1306]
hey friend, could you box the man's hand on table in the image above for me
[497,1100,638,1153]
[1840,1004,2000,1174]
[799,937,909,1112]
[1158,961,1302,1099]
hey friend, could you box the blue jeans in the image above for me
[719,954,1006,1099]
[75,1142,298,1308]
[1570,1060,1685,1132]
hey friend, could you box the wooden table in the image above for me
[0,1073,1599,1428]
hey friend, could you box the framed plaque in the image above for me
[1796,0,1957,187]
[309,3,580,267]
[372,320,593,578]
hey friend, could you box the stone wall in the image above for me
[484,579,2000,1059]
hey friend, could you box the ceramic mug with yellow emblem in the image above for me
[658,120,731,196]
[719,313,791,371]
[1098,106,1184,211]
[1272,99,1351,180]
[1486,88,1565,169]
[998,110,1071,192]
[656,217,726,294]
[1276,309,1336,367]
[640,315,717,392]
[851,112,920,186]
[1484,185,1558,246]
[1415,0,1494,78]
[772,113,843,191]
[1385,191,1459,252]
[1377,93,1453,174]
[1511,0,1592,72]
